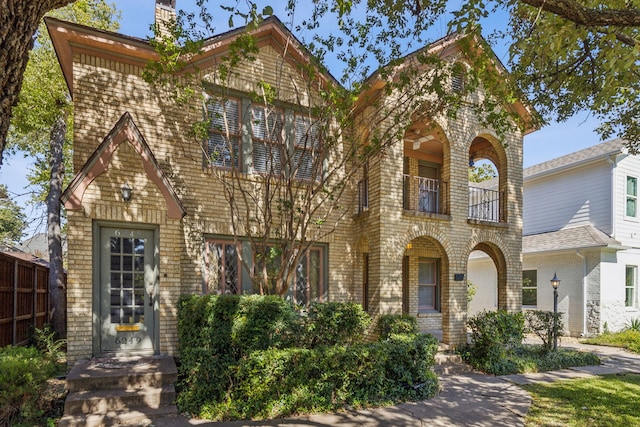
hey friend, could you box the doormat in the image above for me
[92,357,154,369]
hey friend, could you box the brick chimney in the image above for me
[155,0,176,39]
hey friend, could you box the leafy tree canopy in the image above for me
[0,184,27,243]
[175,0,640,151]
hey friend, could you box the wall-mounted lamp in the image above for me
[121,182,132,202]
[469,155,475,167]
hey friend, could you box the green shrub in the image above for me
[177,295,438,420]
[231,295,300,355]
[0,345,58,426]
[584,330,640,354]
[300,302,371,348]
[464,310,525,372]
[376,314,418,339]
[525,310,564,353]
[460,345,600,375]
[626,318,640,332]
[200,334,439,420]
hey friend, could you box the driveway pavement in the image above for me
[152,340,640,427]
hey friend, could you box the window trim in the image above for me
[293,113,323,182]
[251,103,285,176]
[625,175,638,220]
[418,258,439,313]
[522,269,537,307]
[206,97,242,170]
[625,265,637,308]
[202,239,242,295]
[202,236,327,306]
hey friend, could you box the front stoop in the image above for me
[59,355,178,427]
[434,348,475,376]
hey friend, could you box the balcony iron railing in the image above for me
[403,175,449,215]
[468,186,504,222]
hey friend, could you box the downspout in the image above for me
[576,250,587,336]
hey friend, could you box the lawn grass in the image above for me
[583,330,640,354]
[524,373,640,426]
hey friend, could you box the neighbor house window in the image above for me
[207,98,240,168]
[252,105,284,175]
[293,114,321,181]
[418,258,439,312]
[627,176,637,218]
[626,265,637,307]
[203,240,240,294]
[522,270,537,307]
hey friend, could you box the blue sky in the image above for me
[0,0,606,237]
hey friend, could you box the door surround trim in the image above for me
[92,220,160,356]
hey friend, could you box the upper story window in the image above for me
[522,270,537,307]
[294,114,321,181]
[626,176,637,218]
[207,98,240,168]
[252,105,284,175]
[205,95,323,181]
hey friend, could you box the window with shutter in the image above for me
[252,105,284,175]
[207,98,240,168]
[294,114,322,181]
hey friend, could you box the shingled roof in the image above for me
[523,225,625,254]
[524,139,625,180]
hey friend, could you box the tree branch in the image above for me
[521,0,640,27]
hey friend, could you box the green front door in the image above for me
[99,227,157,354]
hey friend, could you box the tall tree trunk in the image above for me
[0,0,74,165]
[47,114,66,338]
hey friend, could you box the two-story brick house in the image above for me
[47,1,535,364]
[470,138,640,336]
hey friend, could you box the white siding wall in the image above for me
[524,161,612,235]
[467,253,497,315]
[521,252,586,336]
[613,154,640,248]
[600,249,640,332]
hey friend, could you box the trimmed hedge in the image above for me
[377,314,419,339]
[177,295,439,420]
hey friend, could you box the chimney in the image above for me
[155,0,176,39]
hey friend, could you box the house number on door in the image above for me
[115,336,142,345]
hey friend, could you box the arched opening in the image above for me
[403,123,450,216]
[402,235,450,336]
[468,136,505,223]
[466,242,508,314]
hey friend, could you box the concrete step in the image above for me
[58,404,178,427]
[66,355,177,392]
[433,352,475,376]
[62,355,178,426]
[64,384,175,414]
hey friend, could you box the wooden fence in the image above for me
[0,252,52,347]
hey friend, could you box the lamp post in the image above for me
[550,273,561,350]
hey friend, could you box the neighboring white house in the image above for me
[469,138,640,336]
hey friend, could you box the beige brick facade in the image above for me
[48,15,528,364]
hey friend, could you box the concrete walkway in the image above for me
[152,341,640,427]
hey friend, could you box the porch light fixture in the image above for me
[121,182,132,202]
[550,272,560,350]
